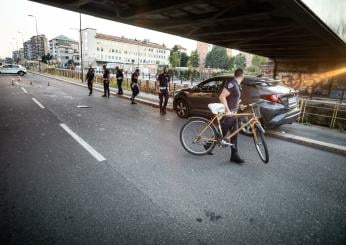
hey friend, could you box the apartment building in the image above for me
[23,34,48,60]
[81,28,170,69]
[49,35,80,67]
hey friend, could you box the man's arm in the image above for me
[219,88,232,115]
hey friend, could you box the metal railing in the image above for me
[299,98,346,129]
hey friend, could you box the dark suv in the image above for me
[173,75,300,134]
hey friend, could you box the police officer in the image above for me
[218,68,245,164]
[131,69,140,104]
[156,67,170,115]
[85,64,95,96]
[115,66,123,95]
[102,64,110,98]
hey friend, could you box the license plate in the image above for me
[288,97,297,104]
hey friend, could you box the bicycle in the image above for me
[180,103,269,163]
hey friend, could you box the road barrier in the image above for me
[299,98,345,130]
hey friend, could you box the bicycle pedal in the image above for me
[220,140,233,147]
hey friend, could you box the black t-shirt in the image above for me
[158,73,170,88]
[131,72,138,84]
[116,70,123,80]
[224,79,241,110]
[86,68,94,82]
[103,68,110,79]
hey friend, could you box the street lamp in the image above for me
[71,13,84,83]
[18,32,24,62]
[28,14,41,72]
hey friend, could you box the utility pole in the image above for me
[79,12,84,83]
[28,15,40,72]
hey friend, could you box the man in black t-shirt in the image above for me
[85,65,95,96]
[115,66,123,95]
[218,69,245,164]
[156,67,170,115]
[131,69,140,104]
[102,65,110,98]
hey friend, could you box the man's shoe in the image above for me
[204,143,214,155]
[230,151,245,164]
[102,95,106,97]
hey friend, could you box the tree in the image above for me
[180,52,189,67]
[205,46,229,69]
[251,55,267,68]
[41,53,53,64]
[169,51,180,68]
[230,53,246,70]
[188,50,199,68]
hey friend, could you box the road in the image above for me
[1,73,345,244]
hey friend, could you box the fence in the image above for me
[299,98,346,130]
[40,67,191,97]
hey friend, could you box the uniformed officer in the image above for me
[156,67,170,115]
[218,68,245,164]
[102,64,110,98]
[115,66,123,95]
[85,64,95,96]
[131,69,140,104]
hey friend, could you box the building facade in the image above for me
[49,35,80,67]
[81,28,170,70]
[12,48,24,63]
[23,34,48,60]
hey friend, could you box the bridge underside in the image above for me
[31,0,346,63]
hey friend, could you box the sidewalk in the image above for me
[30,71,346,156]
[267,123,346,156]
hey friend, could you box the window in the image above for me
[198,79,224,92]
[101,48,103,52]
[65,56,69,59]
[97,47,99,51]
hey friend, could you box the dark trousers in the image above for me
[87,81,93,94]
[221,116,239,146]
[103,81,110,97]
[117,79,123,95]
[159,89,169,109]
[131,83,139,99]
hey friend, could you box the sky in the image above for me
[0,0,198,58]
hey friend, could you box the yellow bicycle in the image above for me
[180,103,269,163]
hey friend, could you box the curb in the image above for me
[29,71,174,111]
[267,131,346,156]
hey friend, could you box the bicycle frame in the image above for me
[195,109,261,144]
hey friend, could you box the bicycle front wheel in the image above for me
[180,117,218,156]
[252,123,269,163]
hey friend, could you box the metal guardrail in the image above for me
[299,98,346,129]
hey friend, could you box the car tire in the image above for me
[18,71,25,76]
[239,117,254,136]
[175,99,190,118]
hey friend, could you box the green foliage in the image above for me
[245,55,267,75]
[41,53,53,64]
[180,52,189,67]
[205,46,229,69]
[230,53,246,71]
[169,51,180,68]
[188,50,199,68]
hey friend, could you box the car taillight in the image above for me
[261,94,282,104]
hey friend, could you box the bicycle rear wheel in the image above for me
[252,123,269,163]
[180,117,218,156]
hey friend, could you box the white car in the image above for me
[0,64,27,76]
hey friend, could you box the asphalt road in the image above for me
[0,73,345,245]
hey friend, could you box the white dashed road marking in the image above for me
[21,87,28,94]
[32,98,45,109]
[59,123,106,162]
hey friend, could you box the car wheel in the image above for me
[175,100,190,118]
[240,118,254,136]
[18,71,25,76]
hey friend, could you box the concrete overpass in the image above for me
[31,0,346,64]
